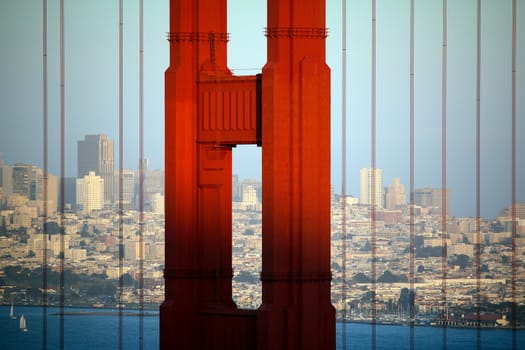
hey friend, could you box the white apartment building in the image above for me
[76,171,104,213]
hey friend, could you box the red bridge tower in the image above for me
[161,0,334,349]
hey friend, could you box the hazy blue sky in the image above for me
[0,0,523,218]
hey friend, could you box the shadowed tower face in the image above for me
[161,1,334,349]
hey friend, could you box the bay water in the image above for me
[1,306,522,349]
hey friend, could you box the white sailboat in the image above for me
[19,314,27,332]
[10,303,16,319]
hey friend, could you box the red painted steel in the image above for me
[161,1,334,349]
[197,76,259,145]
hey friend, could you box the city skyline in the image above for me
[0,1,523,218]
[1,145,523,219]
[1,174,524,315]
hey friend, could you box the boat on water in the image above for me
[10,303,16,320]
[20,314,27,332]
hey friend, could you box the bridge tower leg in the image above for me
[161,1,237,348]
[258,1,335,349]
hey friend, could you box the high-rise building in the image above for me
[30,167,58,215]
[77,134,114,205]
[12,163,33,198]
[238,178,262,203]
[242,185,258,205]
[63,177,78,208]
[30,168,43,201]
[0,152,3,189]
[119,169,135,210]
[499,203,525,220]
[76,171,104,213]
[144,169,164,201]
[30,168,57,201]
[152,192,165,215]
[414,187,450,213]
[359,167,384,208]
[0,161,13,196]
[385,178,406,209]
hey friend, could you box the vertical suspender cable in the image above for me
[511,0,517,348]
[42,1,49,348]
[371,1,377,348]
[409,0,415,349]
[118,0,124,349]
[341,0,348,348]
[441,0,448,349]
[475,0,482,348]
[138,0,145,348]
[59,0,66,348]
